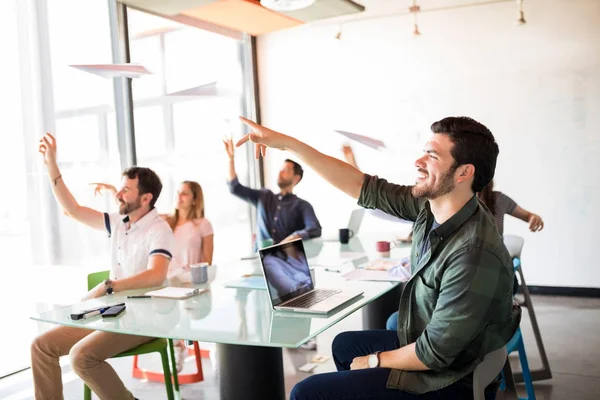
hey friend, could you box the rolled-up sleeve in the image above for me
[293,201,322,240]
[415,247,510,370]
[147,227,175,263]
[358,174,423,222]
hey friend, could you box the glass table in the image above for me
[32,236,410,400]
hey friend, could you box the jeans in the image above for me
[290,330,482,400]
[386,311,400,331]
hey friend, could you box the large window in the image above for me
[0,0,257,381]
[127,9,257,262]
[0,0,124,378]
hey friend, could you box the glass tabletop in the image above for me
[31,236,409,348]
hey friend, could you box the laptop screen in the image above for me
[258,239,313,307]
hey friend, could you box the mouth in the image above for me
[416,170,429,182]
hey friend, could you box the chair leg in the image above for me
[83,384,92,400]
[159,348,175,400]
[501,358,519,400]
[168,339,180,393]
[517,335,536,400]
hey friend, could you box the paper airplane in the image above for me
[167,82,218,96]
[334,130,386,149]
[69,64,152,78]
[166,81,241,97]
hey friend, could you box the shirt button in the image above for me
[278,196,282,200]
[272,229,276,233]
[277,206,281,210]
[274,217,278,221]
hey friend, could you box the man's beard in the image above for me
[119,197,142,215]
[411,168,456,200]
[277,178,293,189]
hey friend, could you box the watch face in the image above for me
[368,353,378,368]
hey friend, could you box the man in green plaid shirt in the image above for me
[237,116,521,400]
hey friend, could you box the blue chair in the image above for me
[500,236,538,400]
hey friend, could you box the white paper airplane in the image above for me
[167,82,218,96]
[69,64,152,78]
[334,130,386,149]
[166,81,241,97]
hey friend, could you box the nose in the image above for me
[414,154,427,169]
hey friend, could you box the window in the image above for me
[127,9,257,261]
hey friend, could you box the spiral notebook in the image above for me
[144,287,208,299]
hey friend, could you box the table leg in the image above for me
[362,284,403,330]
[217,343,285,400]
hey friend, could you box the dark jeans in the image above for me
[290,330,493,400]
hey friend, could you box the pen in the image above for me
[324,267,342,273]
[126,295,152,299]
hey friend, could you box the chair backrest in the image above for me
[503,235,524,259]
[472,346,508,400]
[87,270,110,291]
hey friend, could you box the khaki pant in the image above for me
[30,325,153,400]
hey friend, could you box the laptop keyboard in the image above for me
[284,289,342,308]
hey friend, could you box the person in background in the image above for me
[92,180,214,371]
[224,137,322,248]
[477,180,544,235]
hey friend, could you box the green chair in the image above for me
[83,271,176,400]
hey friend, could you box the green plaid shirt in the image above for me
[359,174,521,393]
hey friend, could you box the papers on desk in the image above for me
[224,276,266,290]
[145,287,208,299]
[343,269,409,283]
[310,252,368,268]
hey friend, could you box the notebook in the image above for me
[144,287,208,299]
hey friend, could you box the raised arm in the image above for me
[224,137,262,205]
[237,118,365,199]
[38,133,105,231]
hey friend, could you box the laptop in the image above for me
[322,208,365,242]
[258,239,363,314]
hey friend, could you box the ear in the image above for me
[292,175,301,186]
[141,193,153,207]
[455,164,475,184]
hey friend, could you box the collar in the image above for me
[124,208,158,230]
[428,195,479,240]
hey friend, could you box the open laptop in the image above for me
[322,208,366,242]
[258,239,363,314]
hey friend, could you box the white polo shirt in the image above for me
[103,208,175,279]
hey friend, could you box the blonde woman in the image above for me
[92,180,214,370]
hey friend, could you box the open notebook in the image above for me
[145,287,208,299]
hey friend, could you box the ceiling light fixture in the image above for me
[260,0,316,12]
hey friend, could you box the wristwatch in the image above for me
[368,352,381,368]
[104,279,114,295]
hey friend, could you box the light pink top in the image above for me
[168,218,214,277]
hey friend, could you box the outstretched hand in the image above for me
[89,183,117,197]
[38,133,57,166]
[223,137,235,159]
[236,117,291,159]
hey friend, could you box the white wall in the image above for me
[256,0,600,287]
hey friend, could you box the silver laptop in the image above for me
[322,208,366,242]
[258,239,363,314]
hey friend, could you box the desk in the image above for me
[32,242,402,400]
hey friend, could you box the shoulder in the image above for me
[149,215,175,236]
[449,206,511,264]
[193,218,213,228]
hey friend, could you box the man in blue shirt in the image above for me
[224,138,322,247]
